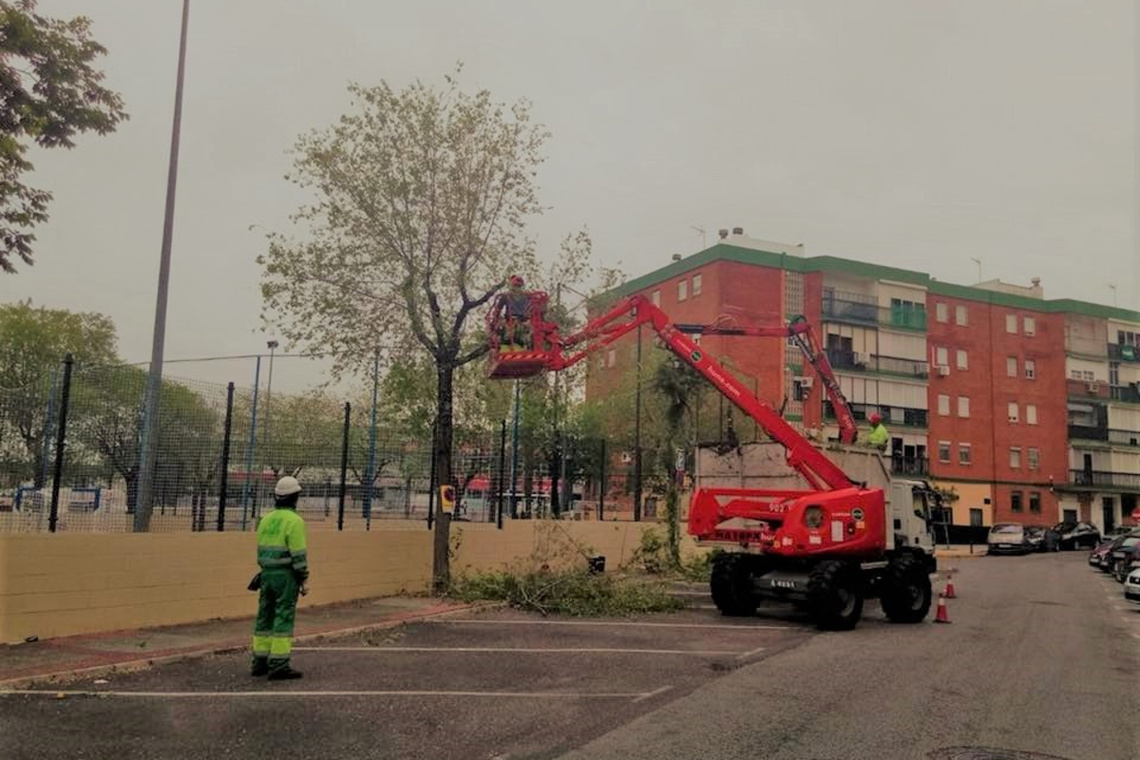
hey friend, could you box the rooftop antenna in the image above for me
[690,225,706,249]
[970,257,982,283]
[1109,283,1118,307]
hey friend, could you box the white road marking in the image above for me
[1,688,660,700]
[423,619,795,631]
[735,645,767,660]
[631,685,673,703]
[293,646,742,656]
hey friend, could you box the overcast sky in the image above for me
[2,1,1136,392]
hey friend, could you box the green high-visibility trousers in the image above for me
[251,569,299,672]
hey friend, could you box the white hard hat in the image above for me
[274,476,302,497]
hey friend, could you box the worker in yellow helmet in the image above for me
[867,413,890,453]
[250,476,309,680]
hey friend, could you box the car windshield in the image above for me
[1025,527,1043,536]
[992,524,1022,534]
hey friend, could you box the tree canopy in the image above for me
[0,1,127,273]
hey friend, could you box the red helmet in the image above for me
[869,413,882,425]
[508,274,524,287]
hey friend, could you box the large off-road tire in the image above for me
[880,555,933,624]
[710,553,758,617]
[807,560,863,631]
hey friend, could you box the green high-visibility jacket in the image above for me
[868,423,890,449]
[257,507,309,582]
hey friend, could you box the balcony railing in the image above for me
[1069,470,1140,489]
[891,457,929,477]
[821,293,927,331]
[1107,343,1140,362]
[824,402,929,429]
[826,350,930,378]
[1108,429,1140,447]
[1068,424,1108,441]
[1110,385,1140,404]
[1067,379,1110,400]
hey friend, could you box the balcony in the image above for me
[1110,385,1140,404]
[1107,343,1140,362]
[826,350,930,378]
[1067,379,1110,400]
[824,402,929,429]
[821,291,927,331]
[1108,429,1140,447]
[1069,470,1140,490]
[1068,424,1108,442]
[891,457,929,477]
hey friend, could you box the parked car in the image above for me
[1110,535,1140,582]
[1052,521,1101,550]
[1090,538,1117,569]
[1025,526,1060,552]
[1124,567,1140,606]
[988,523,1031,555]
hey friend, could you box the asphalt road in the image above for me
[559,552,1140,760]
[1,553,1136,760]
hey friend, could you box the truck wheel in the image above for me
[807,560,863,631]
[710,553,758,617]
[880,556,932,624]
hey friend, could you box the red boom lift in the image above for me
[487,287,938,630]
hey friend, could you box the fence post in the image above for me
[240,356,261,531]
[48,354,74,533]
[217,382,235,531]
[337,401,350,531]
[496,419,506,529]
[598,438,606,521]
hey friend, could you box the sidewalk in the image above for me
[937,544,988,559]
[0,596,476,688]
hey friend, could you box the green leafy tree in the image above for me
[651,357,704,566]
[0,301,117,485]
[0,1,127,273]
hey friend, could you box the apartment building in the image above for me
[586,231,1140,531]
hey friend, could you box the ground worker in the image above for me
[494,274,532,351]
[867,413,890,453]
[251,476,309,680]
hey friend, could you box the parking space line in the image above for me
[631,685,673,703]
[1,688,663,700]
[424,619,796,631]
[293,646,743,656]
[735,645,767,660]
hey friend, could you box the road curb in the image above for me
[0,601,497,692]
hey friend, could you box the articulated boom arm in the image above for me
[673,316,858,445]
[551,295,855,492]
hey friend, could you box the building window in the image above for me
[1070,369,1095,382]
[1028,447,1039,470]
[1011,491,1023,512]
[959,443,971,465]
[1027,404,1038,425]
[1008,402,1019,423]
[957,396,970,418]
[1010,447,1021,468]
[1007,356,1017,377]
[1006,314,1018,333]
[938,394,950,416]
[650,290,660,307]
[677,280,687,301]
[692,274,702,296]
[956,349,968,370]
[1029,492,1041,513]
[1024,359,1035,379]
[938,441,951,463]
[1024,316,1035,336]
[935,346,949,368]
[955,305,968,326]
[969,508,983,527]
[935,303,948,322]
[606,349,616,368]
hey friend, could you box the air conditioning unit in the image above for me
[794,376,814,389]
[1086,382,1100,393]
[937,365,950,377]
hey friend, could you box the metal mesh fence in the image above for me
[0,357,678,532]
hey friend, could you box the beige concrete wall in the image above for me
[0,530,432,643]
[452,521,662,574]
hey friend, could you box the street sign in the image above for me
[439,485,456,514]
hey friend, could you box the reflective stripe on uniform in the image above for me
[252,635,271,656]
[269,637,292,657]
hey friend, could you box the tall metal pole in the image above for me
[509,380,521,519]
[497,419,507,529]
[240,356,261,530]
[48,354,74,533]
[337,402,350,531]
[633,325,643,522]
[364,351,380,529]
[135,0,191,532]
[263,339,278,476]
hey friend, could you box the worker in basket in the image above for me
[494,274,533,352]
[867,412,890,453]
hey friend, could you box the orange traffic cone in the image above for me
[934,592,952,624]
[944,575,957,599]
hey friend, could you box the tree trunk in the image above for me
[432,363,455,593]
